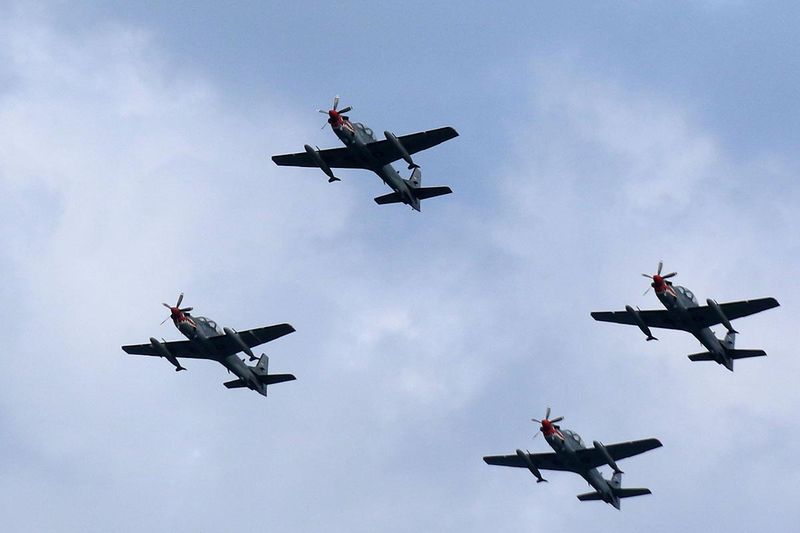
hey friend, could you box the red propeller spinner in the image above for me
[531,407,564,438]
[318,95,352,129]
[161,293,193,325]
[642,260,677,295]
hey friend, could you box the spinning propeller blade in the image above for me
[643,261,677,293]
[319,96,353,128]
[161,293,191,325]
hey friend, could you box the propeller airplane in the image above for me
[591,261,780,371]
[122,294,296,397]
[271,96,459,211]
[484,408,662,510]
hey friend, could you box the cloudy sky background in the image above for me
[0,1,798,531]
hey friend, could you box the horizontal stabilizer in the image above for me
[374,192,404,205]
[411,186,452,200]
[688,352,716,362]
[223,378,247,389]
[614,488,652,498]
[727,349,766,360]
[576,491,604,501]
[257,373,296,385]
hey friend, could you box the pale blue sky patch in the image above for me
[0,2,797,532]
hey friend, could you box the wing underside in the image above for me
[590,310,683,330]
[271,126,458,170]
[365,127,458,166]
[122,323,295,360]
[483,452,573,472]
[592,297,779,331]
[690,297,780,328]
[576,438,663,469]
[484,439,662,472]
[272,147,365,169]
[121,339,213,360]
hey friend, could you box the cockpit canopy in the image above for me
[194,316,222,335]
[353,122,376,141]
[675,285,697,304]
[562,429,584,447]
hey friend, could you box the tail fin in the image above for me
[411,186,452,200]
[254,354,269,375]
[722,331,736,350]
[408,167,422,188]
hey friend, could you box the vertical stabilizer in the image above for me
[408,167,422,188]
[722,331,736,351]
[255,354,269,375]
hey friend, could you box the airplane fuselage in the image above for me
[655,283,729,365]
[172,313,268,395]
[332,119,419,210]
[543,426,620,508]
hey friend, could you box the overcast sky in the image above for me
[0,1,798,532]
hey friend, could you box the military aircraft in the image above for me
[271,96,458,211]
[591,261,780,371]
[483,408,662,510]
[121,294,296,397]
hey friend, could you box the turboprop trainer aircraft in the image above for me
[483,408,662,510]
[122,294,296,397]
[271,96,458,211]
[591,261,780,371]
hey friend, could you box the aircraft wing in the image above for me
[272,147,366,169]
[207,323,296,355]
[689,297,780,329]
[483,452,574,472]
[122,340,214,360]
[575,438,663,469]
[366,127,459,166]
[590,310,684,330]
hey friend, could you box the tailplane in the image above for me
[373,186,453,206]
[258,373,296,385]
[374,192,403,205]
[223,378,247,389]
[405,165,452,199]
[411,186,453,200]
[577,472,651,509]
[576,487,651,506]
[253,354,297,386]
[613,488,652,498]
[576,491,604,502]
[726,349,767,360]
[687,352,716,362]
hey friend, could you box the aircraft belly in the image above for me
[222,354,252,381]
[378,165,404,189]
[696,328,723,356]
[350,141,378,168]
